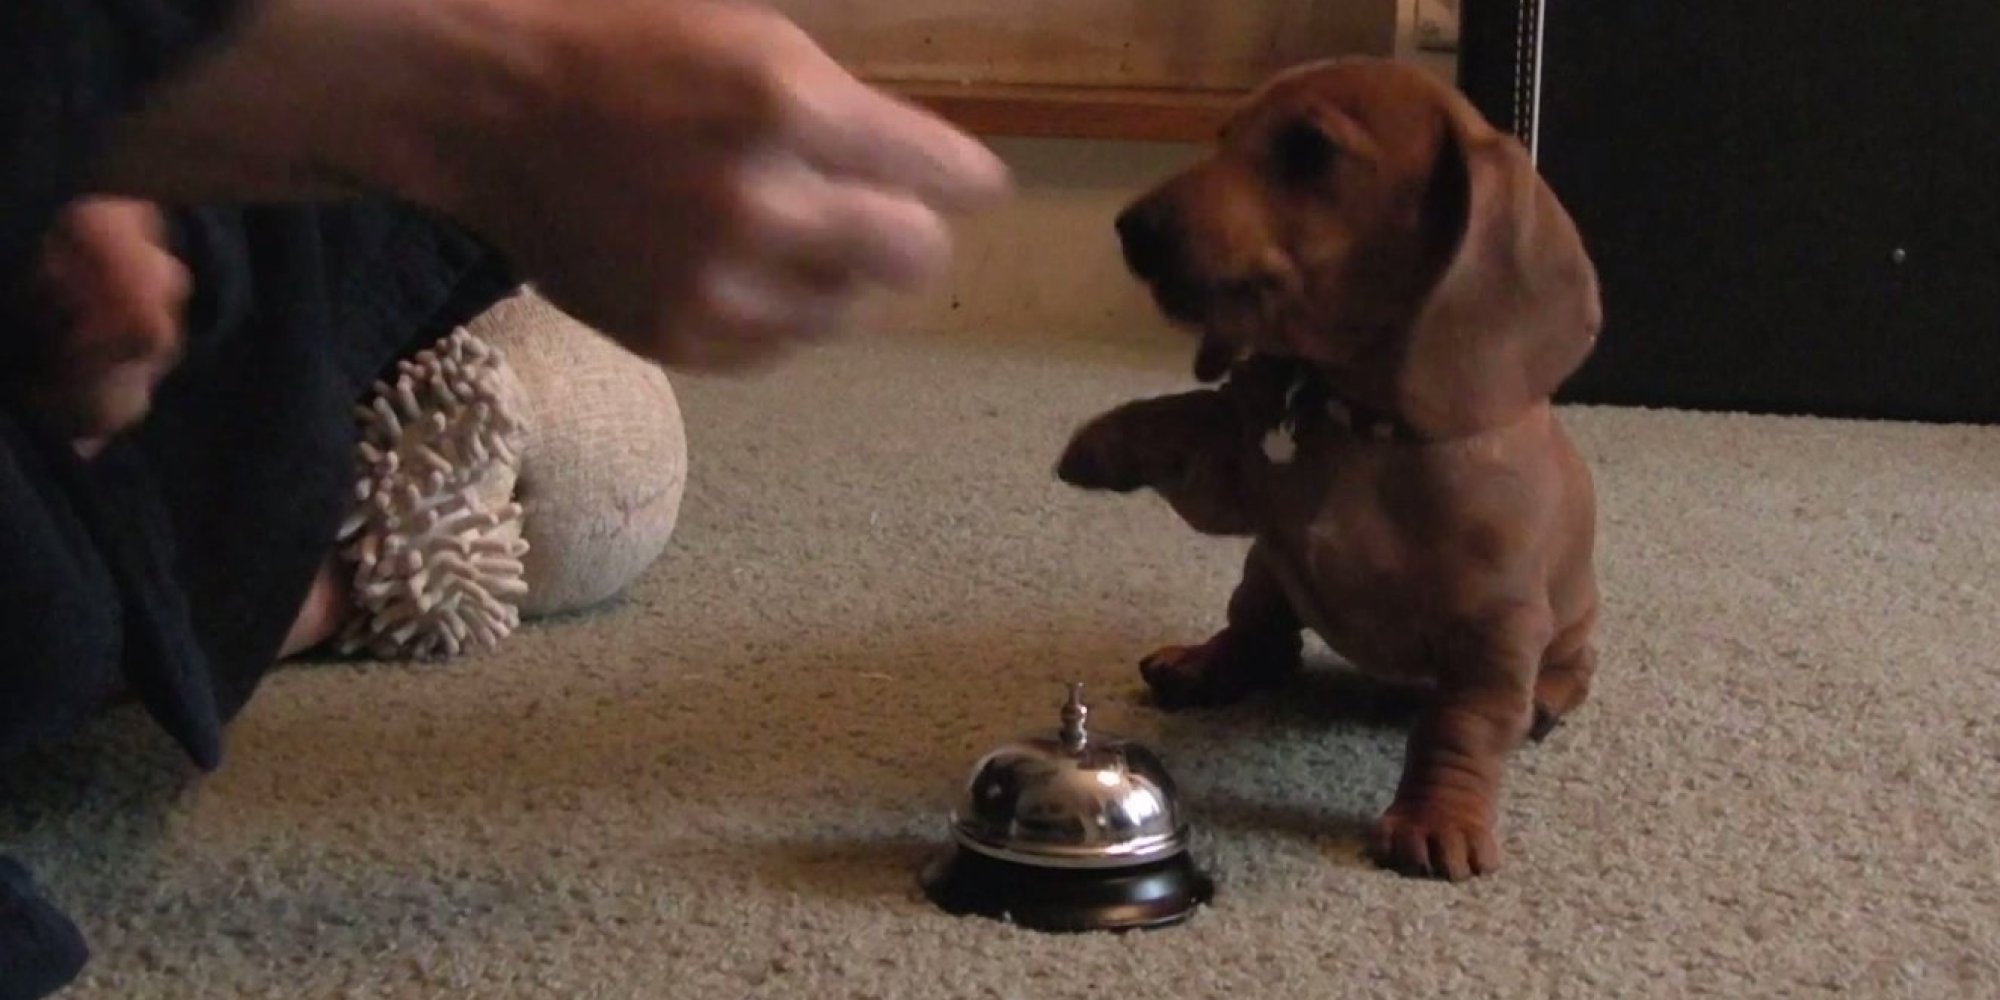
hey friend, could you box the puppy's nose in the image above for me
[1114,203,1155,246]
[1115,202,1174,279]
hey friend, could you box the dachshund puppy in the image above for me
[1057,58,1603,881]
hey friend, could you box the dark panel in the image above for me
[1457,0,1538,142]
[1461,1,2000,423]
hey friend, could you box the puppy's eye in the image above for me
[1272,120,1339,181]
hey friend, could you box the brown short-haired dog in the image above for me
[1057,58,1603,881]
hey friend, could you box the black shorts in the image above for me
[0,200,515,769]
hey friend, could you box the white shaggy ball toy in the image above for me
[336,290,687,660]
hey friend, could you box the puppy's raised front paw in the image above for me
[1368,801,1503,882]
[1139,629,1298,709]
[1056,419,1147,492]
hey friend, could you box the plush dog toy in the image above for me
[16,201,686,662]
[1057,58,1603,881]
[339,289,687,659]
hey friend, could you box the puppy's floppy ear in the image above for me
[1392,99,1602,438]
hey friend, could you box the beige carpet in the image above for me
[5,322,1999,999]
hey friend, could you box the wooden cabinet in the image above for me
[769,0,1399,140]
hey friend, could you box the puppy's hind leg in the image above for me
[1530,612,1598,741]
[1141,543,1302,708]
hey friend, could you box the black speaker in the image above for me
[1458,1,2000,423]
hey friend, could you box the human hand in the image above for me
[95,0,1008,372]
[441,0,1011,370]
[23,197,188,456]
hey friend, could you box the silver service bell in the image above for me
[920,683,1214,932]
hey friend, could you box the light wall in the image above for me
[863,8,1454,343]
[863,137,1199,345]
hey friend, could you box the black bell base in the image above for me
[919,846,1214,933]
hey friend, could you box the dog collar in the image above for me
[1260,366,1422,464]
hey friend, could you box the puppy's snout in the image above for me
[1115,200,1176,280]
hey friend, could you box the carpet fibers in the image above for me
[5,325,1998,998]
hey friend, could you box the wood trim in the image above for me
[882,81,1244,142]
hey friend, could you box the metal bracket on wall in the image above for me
[1456,0,1544,161]
[1519,0,1545,161]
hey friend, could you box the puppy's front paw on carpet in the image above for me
[1368,802,1503,882]
[1139,631,1297,709]
[1528,702,1564,742]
